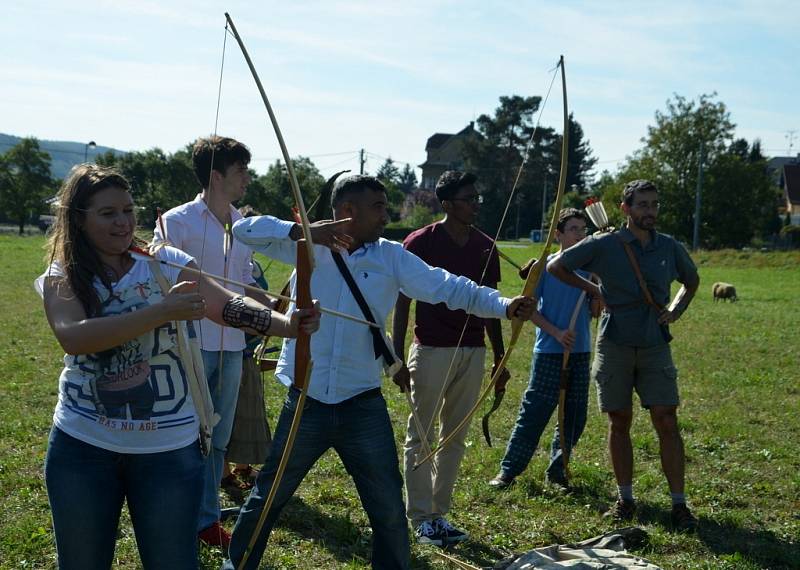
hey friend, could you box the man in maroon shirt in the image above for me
[392,170,509,546]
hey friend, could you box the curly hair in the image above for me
[434,170,477,202]
[621,179,658,206]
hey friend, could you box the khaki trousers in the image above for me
[403,343,485,526]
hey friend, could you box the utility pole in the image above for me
[692,141,704,251]
[359,149,366,174]
[786,130,797,156]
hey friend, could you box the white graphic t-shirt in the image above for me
[35,246,200,454]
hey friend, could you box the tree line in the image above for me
[0,92,790,247]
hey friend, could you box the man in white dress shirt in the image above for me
[223,174,534,569]
[153,136,262,548]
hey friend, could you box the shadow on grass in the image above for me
[434,538,510,569]
[275,496,521,569]
[695,517,798,569]
[271,496,438,569]
[633,501,798,569]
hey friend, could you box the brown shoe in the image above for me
[603,498,636,521]
[671,503,698,533]
[488,472,515,489]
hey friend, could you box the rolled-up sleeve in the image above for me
[558,235,602,273]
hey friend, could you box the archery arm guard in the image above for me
[222,296,273,335]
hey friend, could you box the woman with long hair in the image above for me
[36,164,318,569]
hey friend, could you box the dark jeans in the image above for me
[500,352,590,479]
[44,427,203,570]
[224,387,409,570]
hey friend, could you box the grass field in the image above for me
[0,235,798,569]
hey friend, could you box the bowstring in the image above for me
[420,59,562,446]
[196,22,230,350]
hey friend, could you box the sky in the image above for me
[2,1,798,181]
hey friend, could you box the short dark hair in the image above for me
[192,136,251,188]
[621,179,658,206]
[435,170,477,201]
[331,174,387,207]
[556,207,586,232]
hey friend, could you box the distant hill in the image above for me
[0,133,127,180]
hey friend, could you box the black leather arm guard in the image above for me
[222,296,273,335]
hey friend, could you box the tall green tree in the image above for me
[462,95,595,237]
[245,157,326,220]
[398,164,418,193]
[376,157,400,185]
[621,93,734,242]
[0,138,53,234]
[702,139,780,248]
[97,146,196,227]
[613,93,777,247]
[565,113,597,190]
[462,95,554,235]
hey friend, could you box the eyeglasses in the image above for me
[449,195,483,205]
[632,200,660,211]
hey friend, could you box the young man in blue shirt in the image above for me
[489,208,596,490]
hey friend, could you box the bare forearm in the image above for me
[53,305,170,355]
[530,310,562,339]
[547,259,597,295]
[392,294,411,359]
[484,318,505,361]
[668,277,699,317]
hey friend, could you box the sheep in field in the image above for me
[712,282,738,302]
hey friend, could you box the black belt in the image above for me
[289,386,382,404]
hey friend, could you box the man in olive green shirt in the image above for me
[547,180,700,532]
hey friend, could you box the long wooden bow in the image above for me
[224,13,315,569]
[414,55,570,469]
[558,290,586,482]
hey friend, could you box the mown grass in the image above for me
[0,235,798,569]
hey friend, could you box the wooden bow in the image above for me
[224,13,315,569]
[414,55,570,469]
[558,290,586,482]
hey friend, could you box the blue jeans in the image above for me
[223,387,409,570]
[199,349,244,531]
[500,352,590,480]
[44,427,203,570]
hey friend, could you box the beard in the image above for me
[630,213,656,231]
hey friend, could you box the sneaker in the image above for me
[414,520,443,546]
[671,503,698,533]
[434,517,469,544]
[198,521,231,549]
[488,472,515,489]
[603,498,637,521]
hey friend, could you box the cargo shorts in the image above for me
[591,335,679,412]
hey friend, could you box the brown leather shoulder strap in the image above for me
[617,234,663,312]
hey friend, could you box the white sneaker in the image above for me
[414,520,443,546]
[434,517,469,544]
